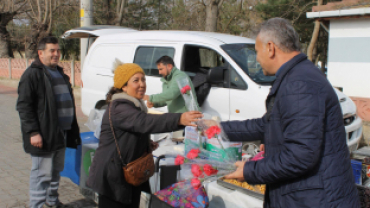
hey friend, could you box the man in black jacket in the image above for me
[16,37,81,208]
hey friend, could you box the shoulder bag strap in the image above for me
[109,102,126,166]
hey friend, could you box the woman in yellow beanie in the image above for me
[87,61,202,208]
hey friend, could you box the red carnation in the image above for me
[175,155,185,165]
[191,164,203,177]
[191,178,201,190]
[181,85,191,94]
[205,126,221,139]
[186,148,200,159]
[203,164,218,176]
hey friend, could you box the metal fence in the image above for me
[0,58,82,87]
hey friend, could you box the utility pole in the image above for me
[80,0,93,69]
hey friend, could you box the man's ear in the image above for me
[37,50,43,57]
[267,42,275,58]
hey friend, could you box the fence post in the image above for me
[8,58,11,79]
[26,58,29,68]
[71,57,75,87]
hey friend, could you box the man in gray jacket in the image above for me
[17,37,81,208]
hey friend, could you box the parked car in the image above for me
[62,26,362,152]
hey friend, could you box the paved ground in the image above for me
[0,78,96,208]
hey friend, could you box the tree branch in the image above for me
[218,0,224,7]
[25,10,38,22]
[43,0,49,25]
[201,0,208,6]
[14,1,28,13]
[116,0,121,15]
[221,0,242,32]
[307,0,323,61]
[51,2,77,13]
[27,0,37,19]
[37,0,42,22]
[291,1,317,24]
[47,0,52,34]
[117,0,125,25]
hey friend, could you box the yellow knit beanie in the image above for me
[113,63,145,89]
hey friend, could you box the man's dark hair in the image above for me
[156,56,174,66]
[37,36,59,50]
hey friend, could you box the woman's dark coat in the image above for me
[221,54,360,208]
[86,94,182,204]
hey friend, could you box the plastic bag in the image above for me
[199,119,242,163]
[84,109,105,139]
[176,78,199,111]
[153,182,209,208]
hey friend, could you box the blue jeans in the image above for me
[29,148,65,208]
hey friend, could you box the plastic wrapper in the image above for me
[171,148,237,194]
[179,164,235,181]
[84,109,105,139]
[176,78,199,111]
[198,119,242,162]
[161,114,245,199]
[184,117,242,163]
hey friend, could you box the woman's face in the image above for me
[122,73,146,100]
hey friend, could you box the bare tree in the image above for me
[25,0,54,58]
[0,0,27,58]
[203,0,224,32]
[25,0,76,58]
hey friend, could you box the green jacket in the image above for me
[149,67,199,113]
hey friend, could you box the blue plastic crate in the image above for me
[61,132,99,185]
[351,159,362,185]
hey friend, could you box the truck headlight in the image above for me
[343,113,356,126]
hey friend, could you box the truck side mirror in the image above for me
[207,66,227,84]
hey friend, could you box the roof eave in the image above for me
[306,7,370,19]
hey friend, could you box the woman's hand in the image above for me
[179,111,203,127]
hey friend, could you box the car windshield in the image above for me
[221,43,276,85]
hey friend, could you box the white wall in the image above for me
[327,18,370,98]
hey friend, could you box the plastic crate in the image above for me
[60,132,99,185]
[352,160,363,185]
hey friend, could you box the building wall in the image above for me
[327,18,370,98]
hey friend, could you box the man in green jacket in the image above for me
[143,56,199,113]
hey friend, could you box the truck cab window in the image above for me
[182,45,246,90]
[134,47,175,77]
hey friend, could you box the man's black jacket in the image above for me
[16,58,81,155]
